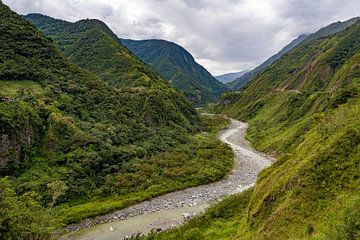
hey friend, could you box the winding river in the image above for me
[62,118,274,240]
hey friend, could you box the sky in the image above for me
[4,0,360,75]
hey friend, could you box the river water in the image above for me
[62,118,274,240]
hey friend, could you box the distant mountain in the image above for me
[229,16,360,91]
[229,34,309,90]
[121,39,227,105]
[215,70,250,84]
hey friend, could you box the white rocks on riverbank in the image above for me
[64,119,274,236]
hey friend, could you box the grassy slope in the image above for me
[0,2,233,234]
[229,34,308,90]
[221,21,360,240]
[229,17,360,91]
[147,19,360,240]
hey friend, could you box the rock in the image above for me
[182,212,191,219]
[63,119,274,235]
[109,226,114,232]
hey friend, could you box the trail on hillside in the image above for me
[63,118,274,240]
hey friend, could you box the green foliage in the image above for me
[25,14,227,106]
[214,20,360,240]
[147,18,360,240]
[0,3,235,237]
[229,16,360,91]
[56,122,233,224]
[0,80,43,96]
[0,177,57,240]
[325,195,360,240]
[121,39,227,105]
[145,188,254,240]
[229,34,309,91]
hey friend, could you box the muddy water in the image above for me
[62,118,274,240]
[63,205,207,240]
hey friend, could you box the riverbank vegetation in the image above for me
[145,17,360,240]
[0,2,233,238]
[58,114,233,224]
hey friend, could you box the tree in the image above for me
[0,177,55,240]
[47,180,68,209]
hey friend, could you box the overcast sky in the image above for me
[4,0,360,75]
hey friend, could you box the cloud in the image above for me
[3,0,360,75]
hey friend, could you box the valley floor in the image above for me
[62,118,274,240]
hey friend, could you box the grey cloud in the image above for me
[3,0,360,75]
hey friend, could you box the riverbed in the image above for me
[62,118,274,240]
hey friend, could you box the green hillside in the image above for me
[121,39,227,105]
[25,14,168,88]
[0,3,234,239]
[229,17,360,91]
[26,14,227,106]
[228,34,308,90]
[149,17,360,240]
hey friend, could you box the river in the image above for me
[62,118,274,240]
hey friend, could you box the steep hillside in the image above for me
[303,16,360,44]
[150,17,360,240]
[230,17,360,91]
[0,4,235,238]
[215,70,250,84]
[121,39,227,105]
[221,19,360,240]
[229,34,308,90]
[25,14,168,88]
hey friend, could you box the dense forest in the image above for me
[1,1,360,239]
[0,3,233,239]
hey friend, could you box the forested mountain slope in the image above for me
[26,14,226,105]
[25,14,171,88]
[151,16,360,240]
[121,39,227,105]
[0,3,233,238]
[230,16,360,91]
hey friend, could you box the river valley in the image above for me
[62,118,274,240]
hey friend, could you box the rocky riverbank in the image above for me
[63,118,274,239]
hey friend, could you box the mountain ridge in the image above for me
[229,16,360,91]
[147,14,360,240]
[228,34,309,90]
[121,38,227,105]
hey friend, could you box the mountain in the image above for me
[0,3,226,236]
[25,14,166,88]
[121,39,227,105]
[303,16,360,44]
[229,34,309,90]
[156,18,360,240]
[215,70,250,84]
[0,8,235,236]
[229,16,360,91]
